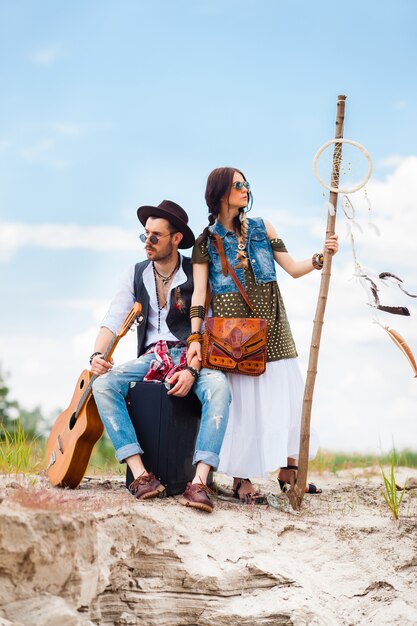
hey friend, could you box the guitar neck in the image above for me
[74,302,141,418]
[75,333,120,418]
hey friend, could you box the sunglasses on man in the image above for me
[139,232,172,245]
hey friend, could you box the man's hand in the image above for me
[166,369,195,397]
[90,355,114,376]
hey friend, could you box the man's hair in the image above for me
[147,215,178,235]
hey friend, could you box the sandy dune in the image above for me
[0,467,416,625]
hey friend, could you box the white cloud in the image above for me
[376,155,404,170]
[280,260,417,452]
[31,45,62,66]
[302,156,417,275]
[0,222,139,261]
[367,155,417,216]
[19,139,67,168]
[393,100,407,111]
[20,139,55,161]
[262,208,315,229]
[53,123,83,137]
[0,323,138,416]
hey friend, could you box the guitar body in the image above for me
[45,369,104,488]
[45,301,141,488]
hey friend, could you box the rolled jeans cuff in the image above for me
[116,442,143,464]
[193,450,220,471]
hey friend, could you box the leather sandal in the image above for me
[278,465,322,495]
[232,478,267,505]
[180,481,215,513]
[128,472,166,500]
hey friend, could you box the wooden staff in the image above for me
[287,94,346,511]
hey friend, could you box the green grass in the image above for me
[309,449,417,474]
[0,421,43,474]
[0,426,124,478]
[88,435,125,475]
[380,451,406,520]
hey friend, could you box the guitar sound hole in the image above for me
[79,379,85,390]
[69,413,77,430]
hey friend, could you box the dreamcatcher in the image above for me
[290,96,413,513]
[313,139,417,377]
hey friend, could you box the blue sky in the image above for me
[1,0,416,453]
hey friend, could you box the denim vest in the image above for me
[207,217,276,295]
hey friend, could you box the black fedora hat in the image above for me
[137,200,195,249]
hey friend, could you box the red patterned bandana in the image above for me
[143,341,187,383]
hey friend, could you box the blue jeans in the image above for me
[92,345,231,470]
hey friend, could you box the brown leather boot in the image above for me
[180,482,214,513]
[128,473,165,500]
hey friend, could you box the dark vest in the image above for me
[133,257,193,357]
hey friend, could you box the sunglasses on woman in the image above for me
[232,181,251,191]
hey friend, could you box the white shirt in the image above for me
[100,256,187,347]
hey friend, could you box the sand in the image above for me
[0,466,416,625]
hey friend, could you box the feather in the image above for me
[379,271,403,283]
[368,222,381,236]
[234,249,249,270]
[361,274,380,306]
[377,305,410,316]
[325,201,336,216]
[379,272,417,298]
[362,273,412,314]
[345,221,352,237]
[398,285,417,298]
[375,322,417,377]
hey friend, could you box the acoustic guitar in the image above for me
[45,302,142,488]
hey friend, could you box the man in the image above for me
[91,200,230,513]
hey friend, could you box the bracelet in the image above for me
[89,351,103,365]
[312,253,324,270]
[190,305,206,319]
[186,365,200,379]
[187,332,203,346]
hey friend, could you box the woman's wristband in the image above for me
[187,332,203,346]
[312,253,324,270]
[190,305,206,319]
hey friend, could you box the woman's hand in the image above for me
[324,234,339,255]
[187,340,202,364]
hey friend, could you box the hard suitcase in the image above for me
[126,382,202,495]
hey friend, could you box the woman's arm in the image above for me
[264,218,339,279]
[190,262,209,332]
[187,262,209,364]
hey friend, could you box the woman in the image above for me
[187,167,338,503]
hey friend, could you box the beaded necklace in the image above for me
[152,259,179,332]
[153,263,178,285]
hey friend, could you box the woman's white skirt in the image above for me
[218,358,319,478]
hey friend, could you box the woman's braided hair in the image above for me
[202,167,251,241]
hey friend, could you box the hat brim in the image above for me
[137,205,195,249]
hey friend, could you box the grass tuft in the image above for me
[0,422,42,474]
[380,450,406,521]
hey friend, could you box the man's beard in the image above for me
[146,239,175,262]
